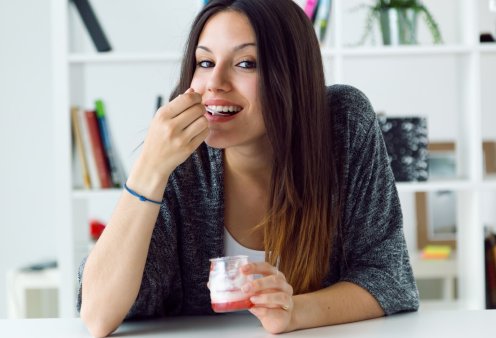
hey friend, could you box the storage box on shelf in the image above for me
[52,0,493,316]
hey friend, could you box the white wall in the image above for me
[0,0,56,318]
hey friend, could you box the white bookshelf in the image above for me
[68,52,183,64]
[52,0,496,317]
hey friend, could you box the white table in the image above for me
[0,310,494,338]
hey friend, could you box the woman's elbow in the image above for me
[80,303,121,338]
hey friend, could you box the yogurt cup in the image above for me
[208,255,253,312]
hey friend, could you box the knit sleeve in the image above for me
[125,185,183,318]
[338,90,419,315]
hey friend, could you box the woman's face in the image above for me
[190,10,266,150]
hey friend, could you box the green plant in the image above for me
[357,0,443,45]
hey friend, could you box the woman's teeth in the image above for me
[206,105,242,116]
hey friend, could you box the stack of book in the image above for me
[70,100,125,189]
[485,228,496,309]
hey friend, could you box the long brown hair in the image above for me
[170,0,342,295]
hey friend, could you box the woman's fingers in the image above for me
[175,103,207,132]
[157,88,201,119]
[240,262,293,296]
[139,88,208,177]
[241,262,294,333]
[243,273,293,296]
[188,124,210,151]
[241,261,280,277]
[249,291,293,310]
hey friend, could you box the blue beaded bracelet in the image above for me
[124,182,162,205]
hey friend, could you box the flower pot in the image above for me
[379,8,418,45]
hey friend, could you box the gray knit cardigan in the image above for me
[77,84,419,318]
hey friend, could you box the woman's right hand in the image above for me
[134,88,209,182]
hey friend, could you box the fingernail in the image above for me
[184,88,194,94]
[250,296,260,303]
[241,264,250,272]
[241,283,252,293]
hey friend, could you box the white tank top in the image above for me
[224,227,265,263]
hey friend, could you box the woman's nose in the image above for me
[206,65,232,93]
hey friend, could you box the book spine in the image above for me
[95,99,122,187]
[78,108,101,189]
[71,0,112,52]
[315,0,332,43]
[70,106,91,189]
[485,232,496,308]
[304,0,320,22]
[85,110,112,188]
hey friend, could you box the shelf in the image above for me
[72,188,122,200]
[321,45,472,58]
[68,52,182,64]
[418,300,463,310]
[482,176,496,189]
[479,44,496,54]
[411,254,457,280]
[396,179,473,192]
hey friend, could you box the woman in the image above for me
[78,0,419,337]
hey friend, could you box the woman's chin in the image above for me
[204,136,228,149]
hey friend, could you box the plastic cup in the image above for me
[208,255,253,313]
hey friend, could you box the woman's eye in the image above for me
[197,60,214,68]
[237,60,257,69]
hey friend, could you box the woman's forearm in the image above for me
[289,281,385,331]
[80,169,168,338]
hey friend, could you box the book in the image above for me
[70,106,91,189]
[304,0,320,23]
[85,110,112,188]
[95,99,123,187]
[71,0,112,52]
[420,245,452,260]
[156,95,163,112]
[315,0,332,43]
[485,230,496,309]
[77,108,101,189]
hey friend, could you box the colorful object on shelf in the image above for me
[315,0,332,43]
[357,0,443,46]
[485,228,496,309]
[304,0,320,23]
[71,0,112,52]
[90,219,106,241]
[95,99,123,188]
[420,245,452,260]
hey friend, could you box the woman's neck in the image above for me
[224,138,273,187]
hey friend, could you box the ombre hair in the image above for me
[170,0,342,295]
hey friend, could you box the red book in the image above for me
[485,232,496,308]
[84,110,112,188]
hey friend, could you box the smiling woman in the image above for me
[76,1,418,337]
[190,11,262,149]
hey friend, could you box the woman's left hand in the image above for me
[240,262,295,334]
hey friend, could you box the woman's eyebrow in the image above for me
[196,43,257,53]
